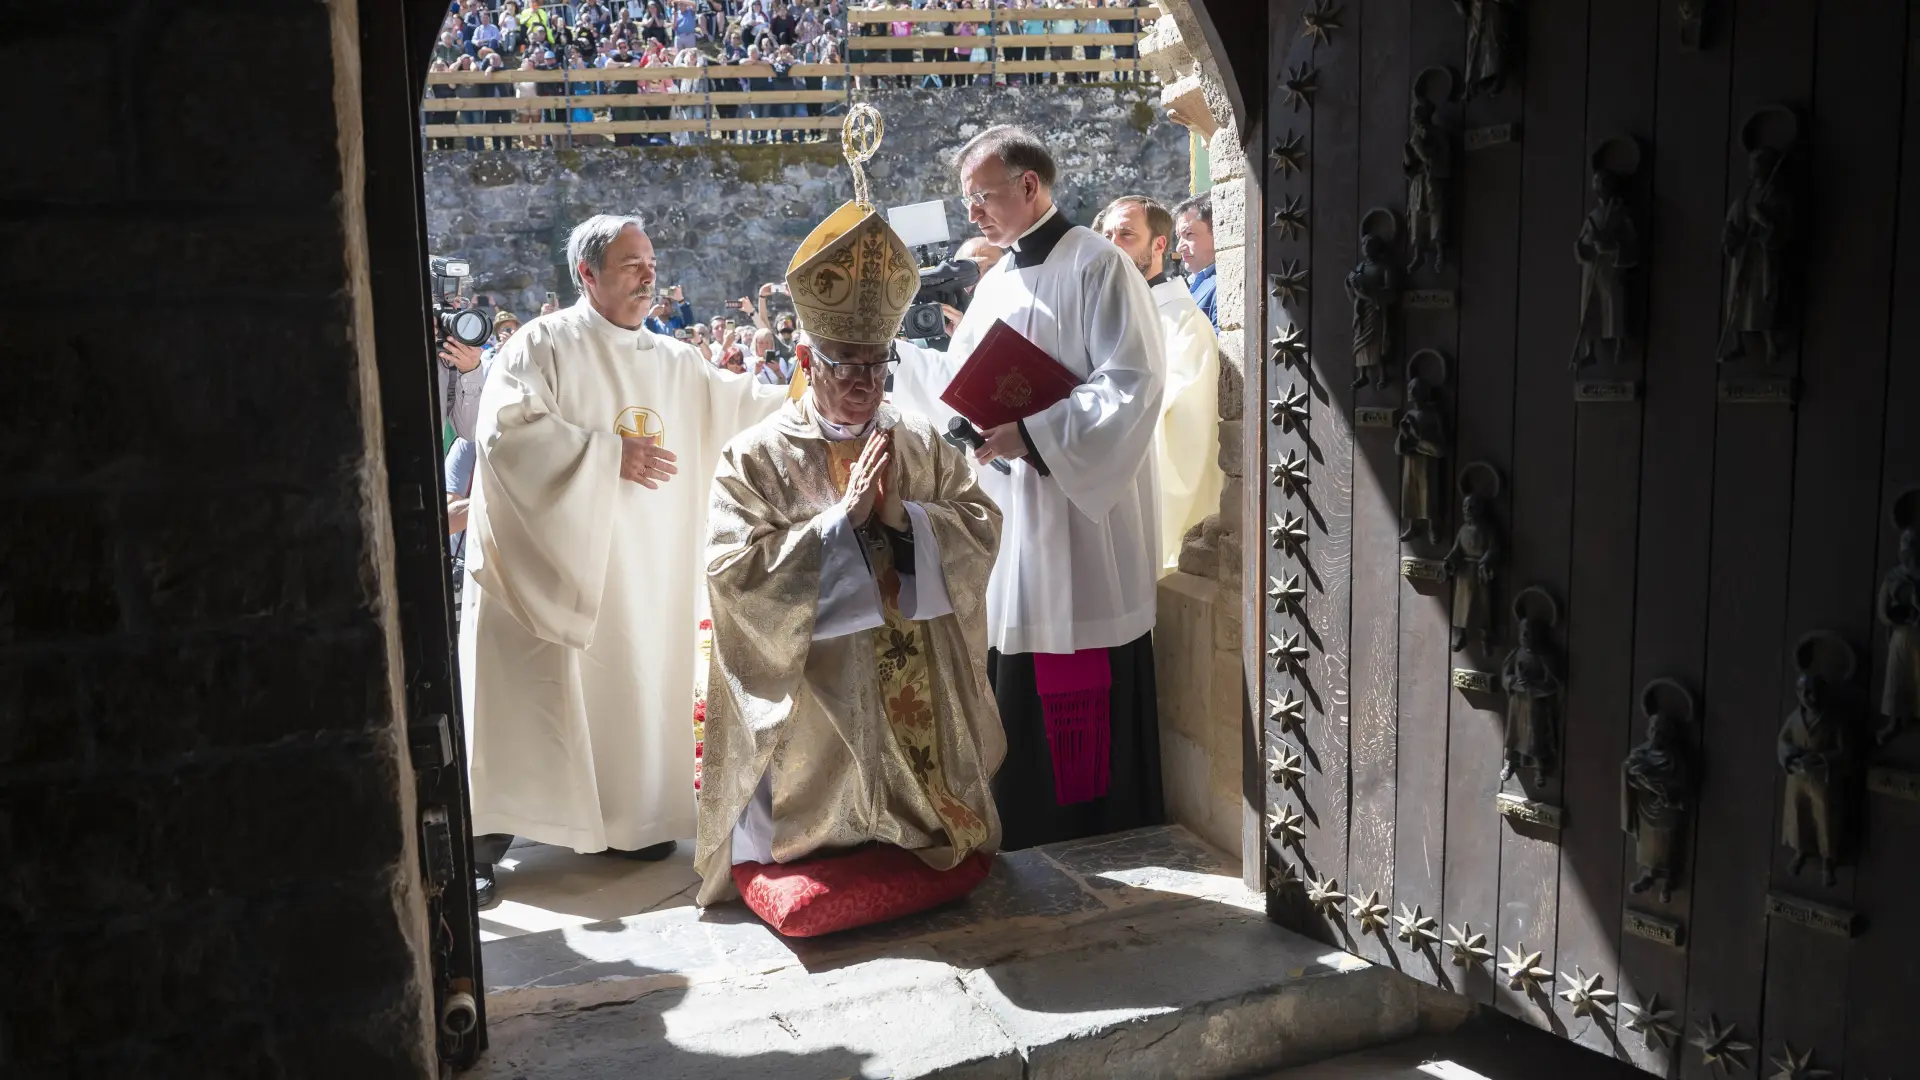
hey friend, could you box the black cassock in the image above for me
[988,634,1165,851]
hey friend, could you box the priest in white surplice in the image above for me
[460,214,787,905]
[1093,194,1223,574]
[892,126,1168,849]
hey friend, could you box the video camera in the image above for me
[903,257,980,340]
[886,201,976,345]
[429,256,492,349]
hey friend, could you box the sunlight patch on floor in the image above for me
[478,839,701,942]
[1418,1062,1495,1080]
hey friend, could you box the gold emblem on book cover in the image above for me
[992,369,1034,409]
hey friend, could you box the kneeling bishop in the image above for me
[694,179,1006,904]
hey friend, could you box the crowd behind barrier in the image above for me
[421,0,1157,147]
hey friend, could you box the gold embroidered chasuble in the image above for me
[695,399,1006,904]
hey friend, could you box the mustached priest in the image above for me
[461,214,789,903]
[890,125,1169,850]
[695,107,1006,907]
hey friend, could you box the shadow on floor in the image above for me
[477,962,878,1080]
[1256,1010,1655,1080]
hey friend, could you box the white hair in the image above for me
[565,213,648,291]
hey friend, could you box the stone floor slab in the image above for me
[479,953,1024,1080]
[474,826,1450,1080]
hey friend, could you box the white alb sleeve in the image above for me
[811,504,886,639]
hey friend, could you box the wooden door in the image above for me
[1255,0,1920,1073]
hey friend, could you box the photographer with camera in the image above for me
[643,283,695,334]
[749,327,793,383]
[751,282,801,369]
[430,256,496,442]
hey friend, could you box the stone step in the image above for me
[1245,1014,1653,1080]
[472,826,1465,1079]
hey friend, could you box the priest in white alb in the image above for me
[1093,194,1223,574]
[892,125,1169,850]
[460,213,788,907]
[697,122,1005,908]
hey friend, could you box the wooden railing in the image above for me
[421,6,1159,142]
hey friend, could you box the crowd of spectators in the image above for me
[423,0,1149,149]
[443,281,810,418]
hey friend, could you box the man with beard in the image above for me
[696,135,1005,911]
[1094,194,1222,574]
[459,213,789,907]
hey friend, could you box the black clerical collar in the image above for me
[1011,206,1072,269]
[1146,271,1168,287]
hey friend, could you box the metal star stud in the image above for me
[1269,384,1310,429]
[1499,945,1553,993]
[1268,631,1310,669]
[1350,889,1390,935]
[1269,859,1302,890]
[1282,63,1320,112]
[1691,1016,1753,1077]
[1620,994,1680,1050]
[1768,1044,1833,1080]
[1393,904,1440,949]
[1267,689,1306,732]
[1269,512,1309,551]
[1444,923,1492,967]
[1557,968,1617,1020]
[1306,875,1347,917]
[1268,573,1306,611]
[1271,131,1307,176]
[1268,742,1306,790]
[1270,450,1309,492]
[1300,0,1342,44]
[1271,194,1308,241]
[1267,802,1307,846]
[1270,324,1308,366]
[1270,259,1310,307]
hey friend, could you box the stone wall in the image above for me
[2,1,436,1075]
[423,86,1190,317]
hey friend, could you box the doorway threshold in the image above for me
[474,826,1462,1079]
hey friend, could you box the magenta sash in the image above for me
[1032,648,1113,805]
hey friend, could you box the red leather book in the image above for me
[938,319,1082,430]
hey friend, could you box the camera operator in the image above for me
[903,235,1004,348]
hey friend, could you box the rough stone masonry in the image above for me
[423,86,1191,316]
[2,1,437,1076]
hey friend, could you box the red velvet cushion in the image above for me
[732,847,994,938]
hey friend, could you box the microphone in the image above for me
[945,416,1013,474]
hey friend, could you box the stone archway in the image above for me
[3,0,1266,1075]
[1134,2,1258,867]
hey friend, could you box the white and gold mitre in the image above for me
[785,104,918,346]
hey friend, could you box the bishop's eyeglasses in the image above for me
[810,341,900,385]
